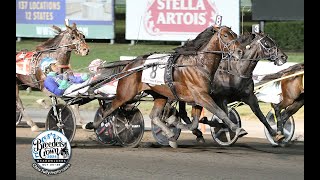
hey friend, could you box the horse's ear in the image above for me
[51,25,61,34]
[212,25,220,32]
[71,23,77,30]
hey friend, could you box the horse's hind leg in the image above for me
[281,93,304,123]
[178,102,204,143]
[70,104,85,125]
[150,98,178,148]
[16,83,39,132]
[271,95,295,136]
[86,74,142,129]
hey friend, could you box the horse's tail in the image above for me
[259,62,304,83]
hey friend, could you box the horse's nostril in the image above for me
[281,55,288,60]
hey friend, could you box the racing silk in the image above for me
[44,72,88,96]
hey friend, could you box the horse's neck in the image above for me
[200,38,222,75]
[37,33,72,65]
[233,46,260,76]
[38,47,71,65]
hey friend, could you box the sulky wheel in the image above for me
[113,105,144,148]
[93,107,117,145]
[16,106,23,126]
[264,110,295,146]
[210,107,241,146]
[151,122,181,146]
[45,104,76,143]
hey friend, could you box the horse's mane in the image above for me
[257,63,304,85]
[173,26,215,54]
[237,32,261,47]
[35,33,64,51]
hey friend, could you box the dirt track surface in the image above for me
[17,125,304,180]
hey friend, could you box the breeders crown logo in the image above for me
[31,130,72,175]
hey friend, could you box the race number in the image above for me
[252,24,260,33]
[150,65,158,79]
[215,15,222,27]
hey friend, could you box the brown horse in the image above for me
[84,25,246,148]
[177,32,288,145]
[16,22,89,131]
[258,63,304,138]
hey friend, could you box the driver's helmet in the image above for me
[88,59,105,73]
[40,57,57,74]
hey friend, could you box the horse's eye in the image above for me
[224,34,228,37]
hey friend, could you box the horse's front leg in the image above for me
[193,92,248,138]
[271,102,284,137]
[243,94,284,142]
[16,83,40,132]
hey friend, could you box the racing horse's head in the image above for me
[240,32,287,66]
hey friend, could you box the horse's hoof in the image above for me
[169,141,178,148]
[196,137,205,143]
[274,134,285,142]
[83,122,94,130]
[236,128,248,138]
[31,125,40,132]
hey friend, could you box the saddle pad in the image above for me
[141,54,169,85]
[94,80,118,95]
[16,51,35,75]
[253,61,297,84]
[255,81,282,104]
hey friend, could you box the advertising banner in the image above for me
[16,0,115,39]
[126,0,240,41]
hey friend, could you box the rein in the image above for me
[254,71,304,93]
[35,43,77,53]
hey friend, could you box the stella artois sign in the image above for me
[126,0,240,41]
[144,0,217,35]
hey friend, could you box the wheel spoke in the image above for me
[50,113,57,121]
[50,126,59,130]
[64,127,74,132]
[116,127,126,135]
[225,130,231,142]
[116,117,127,125]
[214,128,224,139]
[62,113,72,123]
[270,124,277,130]
[154,127,162,134]
[283,128,291,137]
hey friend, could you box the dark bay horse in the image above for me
[177,32,288,144]
[257,63,304,138]
[84,26,246,148]
[16,22,89,131]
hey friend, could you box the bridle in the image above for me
[216,26,240,60]
[217,34,280,78]
[256,35,279,61]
